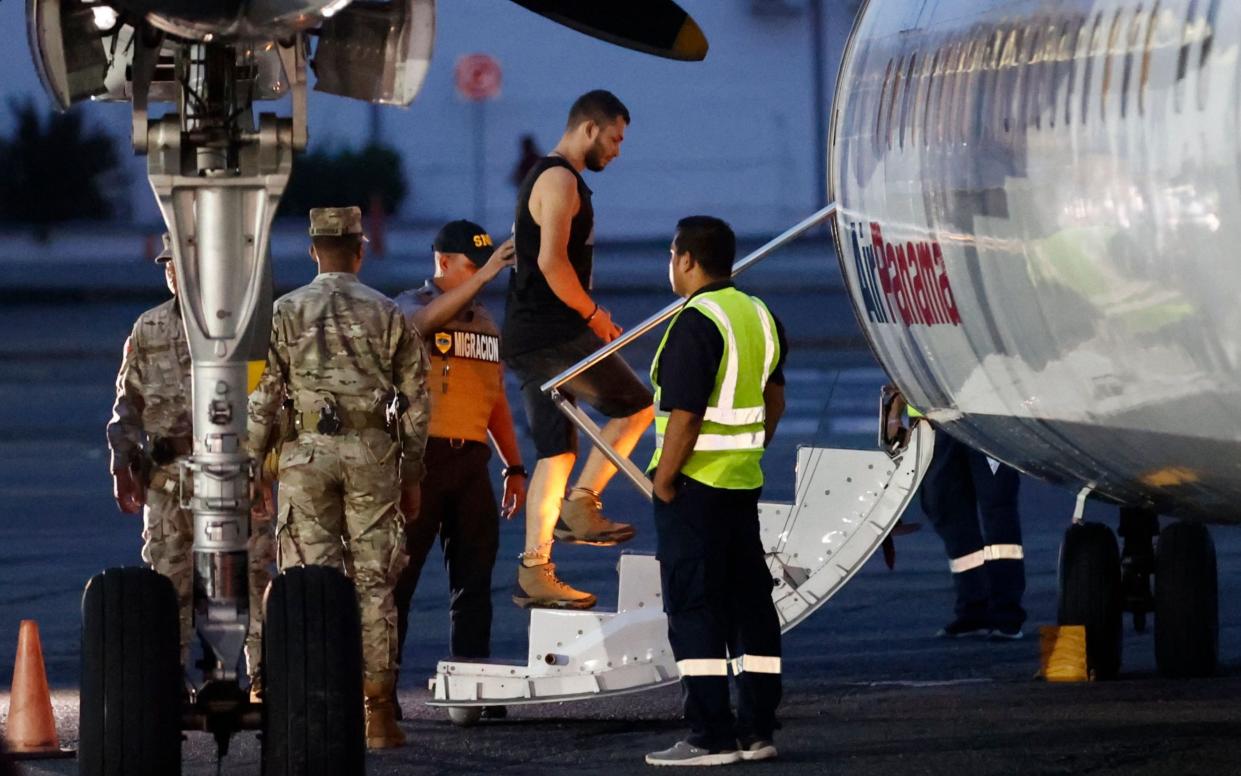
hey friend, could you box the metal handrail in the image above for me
[541,203,839,395]
[541,202,838,498]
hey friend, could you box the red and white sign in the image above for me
[455,54,502,102]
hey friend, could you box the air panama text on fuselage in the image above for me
[846,220,961,327]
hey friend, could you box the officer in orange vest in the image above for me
[392,221,526,689]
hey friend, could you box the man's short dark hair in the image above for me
[312,234,363,264]
[674,216,736,279]
[567,90,630,130]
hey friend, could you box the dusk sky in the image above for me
[2,1,851,236]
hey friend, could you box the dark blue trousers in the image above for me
[919,431,1026,630]
[394,438,499,661]
[654,476,782,750]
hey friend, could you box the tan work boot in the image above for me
[555,494,636,546]
[364,677,406,749]
[512,562,597,609]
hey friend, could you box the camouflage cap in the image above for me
[156,232,173,263]
[309,206,367,239]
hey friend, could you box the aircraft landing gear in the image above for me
[1154,521,1218,678]
[80,568,184,776]
[263,566,366,775]
[1118,507,1157,633]
[1057,522,1123,679]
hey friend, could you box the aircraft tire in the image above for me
[1057,522,1123,679]
[447,706,483,727]
[263,565,365,776]
[80,567,183,776]
[1154,522,1218,678]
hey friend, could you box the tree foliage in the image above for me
[278,143,408,218]
[0,98,122,232]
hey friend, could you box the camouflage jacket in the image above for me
[106,298,193,473]
[246,272,431,482]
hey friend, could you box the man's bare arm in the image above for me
[652,409,704,502]
[487,379,527,519]
[763,382,786,448]
[532,167,595,317]
[410,240,515,335]
[487,382,523,469]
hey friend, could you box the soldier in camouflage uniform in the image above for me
[247,207,430,750]
[106,233,275,691]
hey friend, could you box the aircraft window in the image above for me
[1175,0,1198,113]
[1100,8,1124,123]
[876,56,894,150]
[1120,5,1145,119]
[957,38,975,145]
[966,34,987,144]
[1139,2,1161,116]
[948,40,966,146]
[933,43,948,148]
[1048,19,1075,129]
[887,54,904,149]
[1197,0,1219,110]
[899,53,917,149]
[1033,21,1060,131]
[1080,12,1104,126]
[1048,23,1066,129]
[1021,22,1043,130]
[937,41,958,148]
[982,28,1002,142]
[996,28,1020,135]
[914,49,936,148]
[1064,16,1087,126]
[922,49,939,148]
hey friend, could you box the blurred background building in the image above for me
[0,0,861,242]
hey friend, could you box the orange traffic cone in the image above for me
[4,621,73,759]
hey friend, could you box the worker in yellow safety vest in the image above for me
[644,216,788,767]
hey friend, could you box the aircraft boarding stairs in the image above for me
[429,205,935,713]
[429,427,932,709]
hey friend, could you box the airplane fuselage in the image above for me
[831,0,1241,522]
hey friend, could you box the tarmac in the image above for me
[9,499,1241,776]
[2,235,1240,774]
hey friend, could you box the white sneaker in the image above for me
[645,740,741,767]
[738,739,778,761]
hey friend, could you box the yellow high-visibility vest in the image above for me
[649,287,780,490]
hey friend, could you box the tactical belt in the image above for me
[297,410,387,433]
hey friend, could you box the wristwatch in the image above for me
[502,464,528,478]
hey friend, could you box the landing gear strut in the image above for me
[1118,507,1157,633]
[79,24,365,773]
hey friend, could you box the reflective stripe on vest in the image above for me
[649,287,780,490]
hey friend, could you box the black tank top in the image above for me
[501,156,594,358]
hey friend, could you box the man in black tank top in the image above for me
[502,90,654,609]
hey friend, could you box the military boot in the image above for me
[512,562,597,609]
[554,493,636,546]
[364,677,406,749]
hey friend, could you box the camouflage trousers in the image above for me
[274,432,408,684]
[142,465,276,680]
